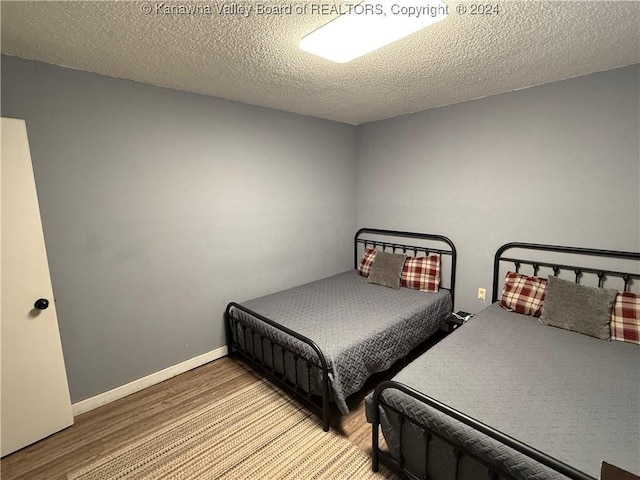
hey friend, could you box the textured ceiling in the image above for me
[1,1,639,125]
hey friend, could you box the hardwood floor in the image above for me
[0,358,366,480]
[1,358,251,480]
[1,333,445,480]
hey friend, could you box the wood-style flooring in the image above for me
[2,332,445,480]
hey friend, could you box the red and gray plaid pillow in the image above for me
[358,249,440,292]
[358,248,377,277]
[400,255,440,293]
[610,292,640,345]
[500,272,548,317]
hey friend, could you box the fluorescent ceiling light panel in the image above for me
[299,1,449,63]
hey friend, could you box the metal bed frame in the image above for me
[225,228,457,431]
[371,241,640,480]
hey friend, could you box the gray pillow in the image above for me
[539,275,617,340]
[366,251,406,289]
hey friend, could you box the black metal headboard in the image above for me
[354,228,457,306]
[492,242,640,303]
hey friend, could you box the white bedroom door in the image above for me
[1,117,74,457]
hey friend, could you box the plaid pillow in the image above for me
[357,248,377,277]
[400,255,440,293]
[611,292,640,345]
[500,272,547,317]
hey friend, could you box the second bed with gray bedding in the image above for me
[366,302,640,479]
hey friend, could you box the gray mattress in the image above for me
[365,302,640,479]
[230,270,452,414]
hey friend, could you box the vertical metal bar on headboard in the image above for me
[492,248,504,303]
[493,242,640,303]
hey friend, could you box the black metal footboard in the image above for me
[371,381,596,480]
[225,302,332,431]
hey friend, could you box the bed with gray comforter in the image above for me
[366,302,640,479]
[230,270,452,415]
[367,242,640,480]
[226,228,457,432]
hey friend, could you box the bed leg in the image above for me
[372,421,380,472]
[322,410,329,431]
[322,370,330,431]
[371,388,381,472]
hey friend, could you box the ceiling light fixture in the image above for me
[299,0,449,63]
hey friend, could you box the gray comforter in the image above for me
[366,302,640,479]
[230,270,452,414]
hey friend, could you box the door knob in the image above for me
[34,298,49,310]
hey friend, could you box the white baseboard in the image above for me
[71,346,228,417]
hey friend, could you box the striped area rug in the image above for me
[67,380,396,480]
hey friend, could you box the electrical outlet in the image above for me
[477,287,486,300]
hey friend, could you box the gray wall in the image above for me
[3,55,638,404]
[1,55,357,403]
[357,64,640,313]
